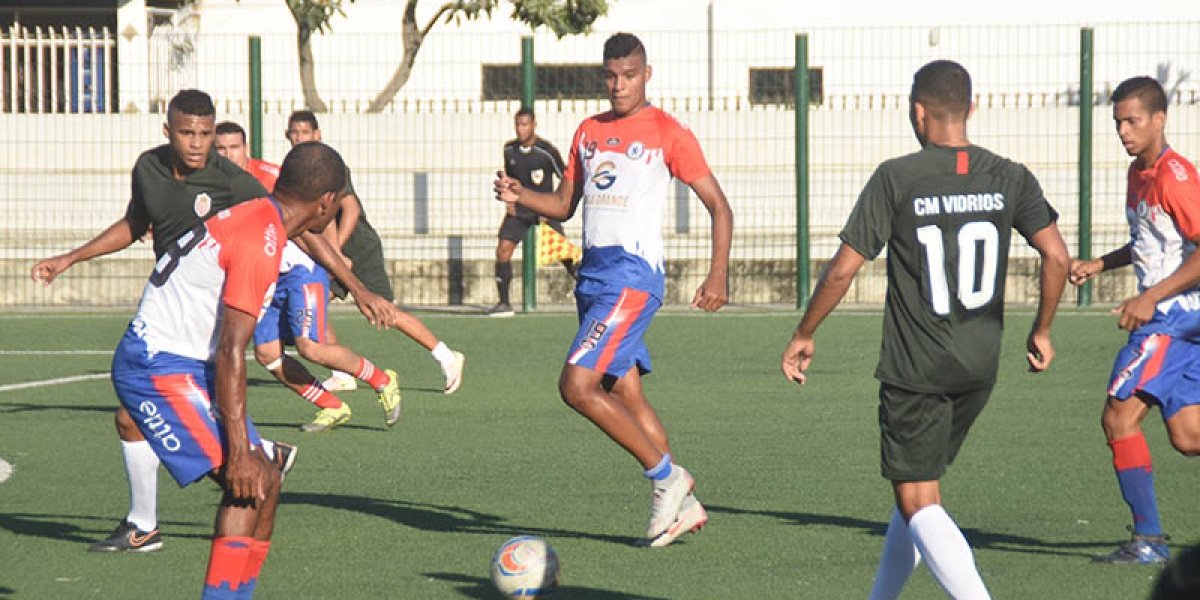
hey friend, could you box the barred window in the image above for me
[749,67,824,106]
[482,64,606,101]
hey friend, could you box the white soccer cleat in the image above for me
[647,465,694,539]
[646,493,708,548]
[443,351,465,394]
[322,372,357,392]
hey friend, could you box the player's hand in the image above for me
[353,289,399,330]
[1068,257,1102,286]
[1025,330,1055,372]
[781,332,815,385]
[1114,294,1157,332]
[30,254,73,285]
[221,448,269,502]
[690,273,728,312]
[494,171,524,204]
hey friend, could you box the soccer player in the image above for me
[110,140,347,599]
[216,121,403,432]
[488,107,576,318]
[780,60,1069,599]
[494,33,733,547]
[283,110,466,394]
[30,90,388,553]
[1068,76,1200,565]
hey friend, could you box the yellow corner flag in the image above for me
[536,222,582,266]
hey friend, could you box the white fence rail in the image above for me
[1,24,116,114]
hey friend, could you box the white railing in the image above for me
[1,24,115,114]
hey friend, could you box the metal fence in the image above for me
[2,23,1199,309]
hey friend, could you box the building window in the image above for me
[482,64,606,101]
[749,67,823,106]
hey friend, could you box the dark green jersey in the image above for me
[127,145,269,258]
[840,144,1057,392]
[339,168,384,260]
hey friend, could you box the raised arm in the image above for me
[30,208,149,285]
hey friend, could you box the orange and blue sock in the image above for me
[234,539,271,600]
[1110,432,1162,536]
[202,536,254,600]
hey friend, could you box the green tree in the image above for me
[286,0,609,112]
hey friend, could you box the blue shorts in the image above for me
[111,329,263,487]
[1135,292,1200,342]
[1108,331,1200,421]
[566,280,660,378]
[253,265,329,347]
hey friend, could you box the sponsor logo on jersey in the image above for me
[531,168,544,186]
[1168,159,1189,182]
[193,192,212,217]
[626,141,645,160]
[592,161,617,190]
[606,137,620,146]
[264,223,278,257]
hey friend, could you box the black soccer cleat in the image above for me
[88,520,163,553]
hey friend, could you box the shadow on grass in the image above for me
[0,585,14,598]
[282,491,641,547]
[705,504,1107,558]
[423,572,671,600]
[0,512,207,544]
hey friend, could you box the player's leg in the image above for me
[880,385,991,599]
[609,367,670,456]
[490,230,519,316]
[868,506,922,600]
[296,337,402,427]
[1095,332,1178,564]
[559,365,665,468]
[1161,343,1200,456]
[89,404,164,552]
[205,447,282,600]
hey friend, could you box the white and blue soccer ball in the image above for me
[489,535,560,598]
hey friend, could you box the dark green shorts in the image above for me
[330,238,393,302]
[877,383,992,482]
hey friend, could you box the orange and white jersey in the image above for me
[246,158,280,192]
[564,105,711,297]
[129,198,284,362]
[1127,147,1200,293]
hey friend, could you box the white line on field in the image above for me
[0,372,110,393]
[0,350,112,355]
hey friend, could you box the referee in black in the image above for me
[488,108,576,317]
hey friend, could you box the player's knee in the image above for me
[254,346,280,369]
[1101,402,1140,440]
[114,407,144,441]
[1169,432,1200,456]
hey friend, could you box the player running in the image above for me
[1069,76,1200,565]
[495,32,733,547]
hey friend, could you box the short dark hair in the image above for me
[1112,76,1168,114]
[276,142,346,202]
[911,60,972,121]
[167,89,215,119]
[215,121,246,141]
[288,110,320,130]
[603,32,646,62]
[516,107,535,120]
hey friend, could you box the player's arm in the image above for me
[689,174,733,312]
[212,304,268,501]
[495,172,580,222]
[781,243,867,385]
[334,193,361,250]
[1026,222,1070,371]
[1114,233,1200,332]
[297,229,397,329]
[1069,242,1131,286]
[30,205,149,284]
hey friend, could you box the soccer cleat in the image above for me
[300,403,352,433]
[322,372,358,392]
[644,493,708,548]
[647,465,694,539]
[1092,531,1171,564]
[486,302,515,318]
[273,441,298,479]
[443,351,466,394]
[87,520,163,553]
[378,368,403,427]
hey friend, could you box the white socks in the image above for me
[431,342,456,369]
[868,507,922,600]
[908,505,991,600]
[121,440,159,532]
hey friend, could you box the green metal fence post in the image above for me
[249,36,262,160]
[794,34,810,308]
[520,36,537,312]
[1078,27,1094,306]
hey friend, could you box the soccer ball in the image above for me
[489,536,560,598]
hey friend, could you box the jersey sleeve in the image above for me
[229,167,270,203]
[1011,165,1058,242]
[564,124,588,190]
[218,214,282,318]
[839,166,895,260]
[1159,158,1200,241]
[663,118,712,185]
[126,163,149,224]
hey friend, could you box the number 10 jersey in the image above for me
[840,144,1058,393]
